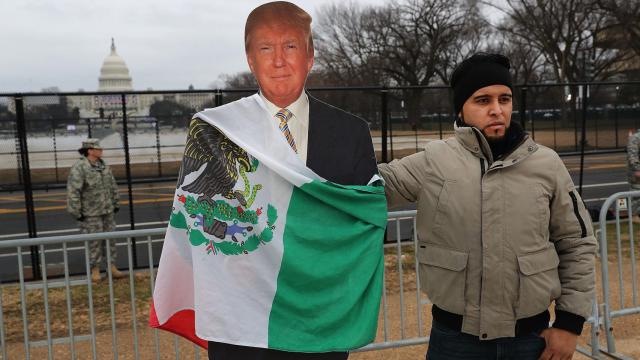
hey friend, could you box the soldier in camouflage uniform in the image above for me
[627,130,640,217]
[67,138,124,282]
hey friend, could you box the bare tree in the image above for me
[493,0,630,82]
[316,0,486,86]
[313,3,389,86]
[315,0,487,127]
[486,27,550,84]
[596,0,640,57]
[217,72,257,89]
[486,0,637,132]
[434,0,490,84]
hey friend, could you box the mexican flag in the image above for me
[149,94,387,352]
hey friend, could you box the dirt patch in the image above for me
[1,273,154,345]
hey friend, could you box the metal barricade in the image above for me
[0,209,612,358]
[354,210,430,352]
[0,229,172,359]
[598,191,640,358]
[0,211,430,359]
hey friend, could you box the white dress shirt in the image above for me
[260,92,310,164]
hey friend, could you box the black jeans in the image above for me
[426,321,546,360]
[208,341,349,360]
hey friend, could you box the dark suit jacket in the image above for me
[306,94,378,186]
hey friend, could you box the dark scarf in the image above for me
[457,118,526,161]
[486,121,525,161]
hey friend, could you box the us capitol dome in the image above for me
[98,38,133,91]
[69,38,210,118]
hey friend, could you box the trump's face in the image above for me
[246,23,314,108]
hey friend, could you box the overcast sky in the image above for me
[0,0,390,93]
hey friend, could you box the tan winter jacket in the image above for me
[378,125,596,340]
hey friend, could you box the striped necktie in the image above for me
[275,108,297,153]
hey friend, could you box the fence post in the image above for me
[389,105,394,160]
[614,87,619,148]
[414,123,418,153]
[51,116,59,183]
[595,110,599,149]
[14,96,40,279]
[381,87,388,163]
[215,90,223,107]
[598,195,616,354]
[155,118,162,177]
[86,118,92,138]
[574,86,579,152]
[553,115,557,150]
[121,94,137,267]
[578,84,588,195]
[449,87,456,132]
[520,86,527,132]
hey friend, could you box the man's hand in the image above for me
[634,170,640,180]
[538,328,578,360]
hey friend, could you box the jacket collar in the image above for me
[81,156,105,170]
[454,123,538,167]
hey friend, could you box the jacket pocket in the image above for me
[418,244,468,314]
[431,180,455,235]
[516,246,561,318]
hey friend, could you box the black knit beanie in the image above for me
[451,53,513,116]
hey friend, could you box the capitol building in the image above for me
[68,39,212,119]
[99,38,134,92]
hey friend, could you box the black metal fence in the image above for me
[1,82,639,248]
[2,84,640,183]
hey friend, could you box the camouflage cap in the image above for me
[79,138,102,150]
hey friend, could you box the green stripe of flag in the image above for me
[268,180,387,351]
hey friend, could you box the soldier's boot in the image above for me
[91,267,101,283]
[110,264,126,279]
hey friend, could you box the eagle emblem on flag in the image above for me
[171,118,278,256]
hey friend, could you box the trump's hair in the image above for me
[244,1,313,54]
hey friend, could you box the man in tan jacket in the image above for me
[379,53,596,360]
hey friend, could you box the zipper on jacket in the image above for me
[568,190,588,238]
[489,163,503,171]
[479,157,485,297]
